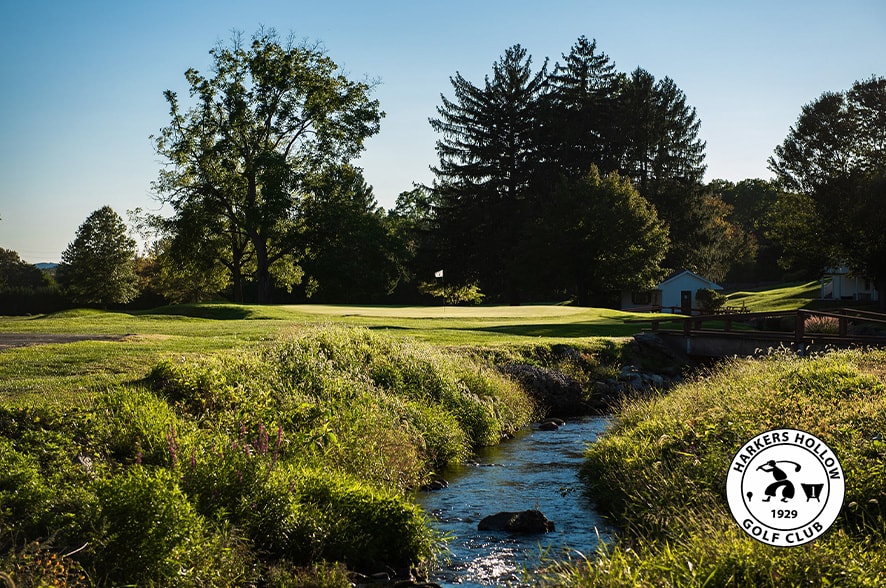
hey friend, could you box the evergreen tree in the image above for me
[430,45,547,304]
[613,69,706,198]
[609,68,714,274]
[57,206,139,306]
[427,38,719,300]
[544,36,619,179]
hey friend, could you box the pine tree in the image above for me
[613,68,706,201]
[430,45,548,304]
[610,68,713,274]
[544,36,619,178]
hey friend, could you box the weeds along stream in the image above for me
[416,416,612,587]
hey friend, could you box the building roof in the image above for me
[657,270,723,291]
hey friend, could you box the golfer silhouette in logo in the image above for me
[757,460,801,502]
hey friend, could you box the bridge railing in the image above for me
[629,308,886,345]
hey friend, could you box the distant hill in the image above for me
[35,262,58,271]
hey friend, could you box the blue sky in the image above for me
[1,0,884,263]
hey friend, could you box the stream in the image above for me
[416,416,612,586]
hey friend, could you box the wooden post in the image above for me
[838,310,848,338]
[796,310,806,343]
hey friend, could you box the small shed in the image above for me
[821,267,879,302]
[621,270,723,315]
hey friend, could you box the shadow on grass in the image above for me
[137,304,256,320]
[463,322,652,339]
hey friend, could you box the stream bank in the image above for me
[408,340,688,586]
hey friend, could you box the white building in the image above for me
[621,270,723,314]
[821,267,879,302]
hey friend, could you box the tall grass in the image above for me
[543,348,886,586]
[0,326,537,585]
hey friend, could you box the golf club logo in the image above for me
[726,428,844,547]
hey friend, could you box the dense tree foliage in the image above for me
[613,68,706,199]
[540,167,669,305]
[709,178,802,282]
[0,248,64,314]
[56,206,139,306]
[16,37,882,312]
[0,248,45,291]
[426,37,737,304]
[430,45,547,304]
[153,30,382,303]
[543,36,619,180]
[299,165,405,302]
[137,237,229,304]
[769,76,886,305]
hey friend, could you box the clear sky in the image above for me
[1,0,884,263]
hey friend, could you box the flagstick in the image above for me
[434,270,446,313]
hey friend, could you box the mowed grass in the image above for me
[725,280,822,312]
[0,279,843,407]
[0,304,666,406]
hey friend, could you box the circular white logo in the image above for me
[726,428,844,547]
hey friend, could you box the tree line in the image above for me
[2,31,883,311]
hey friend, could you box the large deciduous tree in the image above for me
[299,164,405,302]
[430,44,547,305]
[57,206,139,306]
[541,166,669,306]
[768,76,886,307]
[153,30,382,303]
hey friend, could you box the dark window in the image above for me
[632,291,653,305]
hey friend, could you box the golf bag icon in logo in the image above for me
[727,429,844,547]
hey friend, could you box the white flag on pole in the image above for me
[434,270,444,278]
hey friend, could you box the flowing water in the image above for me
[416,416,612,586]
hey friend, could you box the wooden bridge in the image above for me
[632,308,886,358]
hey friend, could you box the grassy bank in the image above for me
[0,326,537,586]
[546,348,886,586]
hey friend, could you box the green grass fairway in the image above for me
[725,280,821,312]
[0,279,841,407]
[267,304,658,341]
[0,304,667,406]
